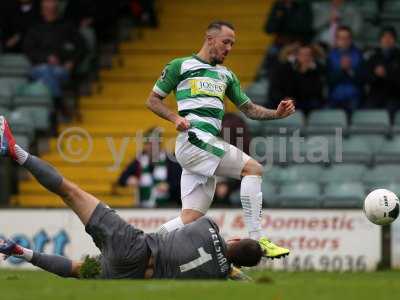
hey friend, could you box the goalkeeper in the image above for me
[0,116,261,280]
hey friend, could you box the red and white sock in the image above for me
[10,244,33,261]
[2,119,27,164]
[14,144,29,165]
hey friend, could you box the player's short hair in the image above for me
[336,25,352,36]
[207,21,235,32]
[380,26,397,40]
[227,239,263,267]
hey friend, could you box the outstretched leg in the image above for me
[1,116,149,280]
[0,239,81,278]
[0,116,98,225]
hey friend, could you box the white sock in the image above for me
[240,175,263,240]
[13,245,34,261]
[15,144,29,165]
[158,216,184,235]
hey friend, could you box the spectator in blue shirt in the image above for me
[327,25,364,112]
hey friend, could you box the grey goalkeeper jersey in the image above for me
[145,217,231,279]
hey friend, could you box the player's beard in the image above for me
[209,48,224,65]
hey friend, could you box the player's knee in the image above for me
[181,209,204,224]
[241,159,263,177]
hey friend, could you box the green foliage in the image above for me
[79,255,102,279]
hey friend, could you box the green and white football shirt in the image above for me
[153,55,250,137]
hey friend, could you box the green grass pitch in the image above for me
[1,270,399,300]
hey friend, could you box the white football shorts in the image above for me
[176,129,251,213]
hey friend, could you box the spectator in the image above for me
[130,0,158,27]
[23,0,86,107]
[269,44,325,114]
[221,113,251,155]
[64,0,96,29]
[258,0,314,79]
[164,153,182,206]
[64,0,121,45]
[117,128,182,208]
[217,113,252,206]
[213,178,231,207]
[1,0,40,53]
[92,1,122,43]
[365,26,400,111]
[64,0,97,86]
[268,42,299,105]
[313,0,363,48]
[327,26,364,112]
[0,28,3,54]
[265,0,314,44]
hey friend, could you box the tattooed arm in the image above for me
[146,91,190,131]
[239,98,295,120]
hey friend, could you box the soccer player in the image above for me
[146,21,295,257]
[0,116,262,280]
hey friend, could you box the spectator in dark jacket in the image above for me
[268,42,299,104]
[64,0,96,28]
[221,113,251,155]
[216,113,252,206]
[258,0,313,79]
[327,26,364,112]
[23,0,86,100]
[92,0,122,43]
[265,0,314,43]
[1,0,40,53]
[365,26,400,111]
[269,44,325,113]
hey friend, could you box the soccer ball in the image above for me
[364,189,400,225]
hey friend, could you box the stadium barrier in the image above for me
[0,209,383,271]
